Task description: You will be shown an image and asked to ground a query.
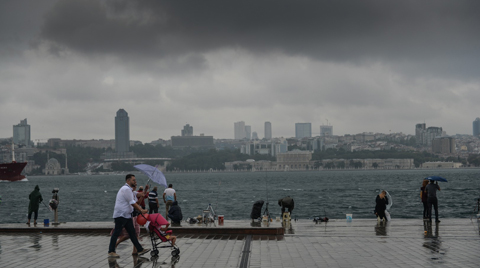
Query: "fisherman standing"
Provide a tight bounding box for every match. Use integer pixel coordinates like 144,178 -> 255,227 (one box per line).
163,184 -> 177,218
27,185 -> 43,225
278,196 -> 294,215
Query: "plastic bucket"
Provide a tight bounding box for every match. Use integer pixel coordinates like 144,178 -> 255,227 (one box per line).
44,219 -> 49,226
218,215 -> 224,224
346,214 -> 353,222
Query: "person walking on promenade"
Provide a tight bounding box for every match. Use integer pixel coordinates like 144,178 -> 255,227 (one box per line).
420,180 -> 429,219
148,187 -> 159,214
163,184 -> 176,218
375,190 -> 389,222
108,174 -> 150,258
278,196 -> 294,215
27,185 -> 43,225
114,184 -> 148,255
426,180 -> 441,223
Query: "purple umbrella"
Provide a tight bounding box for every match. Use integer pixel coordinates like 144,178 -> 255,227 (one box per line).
134,164 -> 168,188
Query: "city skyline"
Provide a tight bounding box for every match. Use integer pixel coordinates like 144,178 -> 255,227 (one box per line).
1,1 -> 480,142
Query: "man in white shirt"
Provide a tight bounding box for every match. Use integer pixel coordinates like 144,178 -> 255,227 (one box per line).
163,184 -> 177,218
108,174 -> 150,258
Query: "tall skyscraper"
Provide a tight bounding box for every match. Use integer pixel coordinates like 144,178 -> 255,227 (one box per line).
252,131 -> 258,140
415,123 -> 426,145
115,109 -> 130,153
181,124 -> 193,136
245,125 -> 251,140
264,121 -> 272,140
13,118 -> 31,147
320,125 -> 333,136
473,118 -> 480,137
234,121 -> 246,140
295,123 -> 312,139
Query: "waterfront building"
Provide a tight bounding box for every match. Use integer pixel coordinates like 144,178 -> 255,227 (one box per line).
295,123 -> 312,139
13,119 -> 31,147
245,125 -> 251,140
234,121 -> 246,140
181,124 -> 193,136
276,150 -> 313,170
43,158 -> 63,175
264,121 -> 272,140
473,118 -> 480,137
320,125 -> 333,136
115,109 -> 130,153
421,161 -> 462,169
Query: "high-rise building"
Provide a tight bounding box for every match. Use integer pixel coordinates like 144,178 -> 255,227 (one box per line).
13,119 -> 31,147
115,109 -> 130,153
181,124 -> 193,136
252,132 -> 258,140
415,123 -> 426,145
234,121 -> 246,140
432,137 -> 456,154
320,125 -> 333,136
473,118 -> 480,137
264,121 -> 272,140
295,123 -> 312,139
245,125 -> 251,140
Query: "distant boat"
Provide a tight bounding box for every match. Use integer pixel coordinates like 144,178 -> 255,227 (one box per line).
0,142 -> 27,182
0,162 -> 27,182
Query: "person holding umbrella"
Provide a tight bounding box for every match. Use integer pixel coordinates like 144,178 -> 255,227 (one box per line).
426,180 -> 441,223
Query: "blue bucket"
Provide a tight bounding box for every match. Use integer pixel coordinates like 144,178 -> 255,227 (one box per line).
44,219 -> 49,225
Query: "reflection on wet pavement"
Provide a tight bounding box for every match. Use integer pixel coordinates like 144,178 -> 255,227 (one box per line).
375,221 -> 388,236
0,219 -> 479,267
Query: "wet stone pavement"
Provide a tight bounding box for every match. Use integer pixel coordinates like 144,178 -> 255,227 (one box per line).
0,218 -> 479,268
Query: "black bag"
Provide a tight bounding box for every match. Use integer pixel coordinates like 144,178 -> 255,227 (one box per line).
250,200 -> 264,219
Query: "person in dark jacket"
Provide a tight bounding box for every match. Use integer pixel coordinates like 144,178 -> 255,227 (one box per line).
27,185 -> 43,225
168,201 -> 183,224
420,180 -> 429,219
375,190 -> 389,222
278,196 -> 294,215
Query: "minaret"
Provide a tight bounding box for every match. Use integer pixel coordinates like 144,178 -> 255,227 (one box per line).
11,141 -> 16,162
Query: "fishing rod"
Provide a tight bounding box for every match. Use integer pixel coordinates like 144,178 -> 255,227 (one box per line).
263,170 -> 270,220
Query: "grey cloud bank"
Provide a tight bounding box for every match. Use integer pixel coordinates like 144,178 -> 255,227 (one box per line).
1,0 -> 479,142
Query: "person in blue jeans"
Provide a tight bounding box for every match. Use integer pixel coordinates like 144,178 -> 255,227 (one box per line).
108,174 -> 150,258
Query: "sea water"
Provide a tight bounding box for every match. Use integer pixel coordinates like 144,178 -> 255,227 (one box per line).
0,169 -> 479,223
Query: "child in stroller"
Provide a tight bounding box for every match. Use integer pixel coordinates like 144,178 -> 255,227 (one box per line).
146,213 -> 180,257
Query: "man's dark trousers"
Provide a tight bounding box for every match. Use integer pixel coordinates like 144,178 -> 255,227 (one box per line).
108,217 -> 144,253
427,197 -> 439,222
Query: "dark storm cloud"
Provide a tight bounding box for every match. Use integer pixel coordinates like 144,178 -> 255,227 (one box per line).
39,0 -> 480,75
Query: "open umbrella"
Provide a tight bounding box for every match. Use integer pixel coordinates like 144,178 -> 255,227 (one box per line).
424,176 -> 448,182
134,164 -> 168,188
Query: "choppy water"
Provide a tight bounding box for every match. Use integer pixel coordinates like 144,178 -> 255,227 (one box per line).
1,169 -> 479,223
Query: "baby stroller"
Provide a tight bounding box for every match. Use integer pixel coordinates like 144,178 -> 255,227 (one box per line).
147,213 -> 180,257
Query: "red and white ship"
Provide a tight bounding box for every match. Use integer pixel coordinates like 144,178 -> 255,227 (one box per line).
0,142 -> 27,182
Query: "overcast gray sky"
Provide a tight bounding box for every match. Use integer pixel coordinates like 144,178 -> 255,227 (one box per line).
1,0 -> 479,143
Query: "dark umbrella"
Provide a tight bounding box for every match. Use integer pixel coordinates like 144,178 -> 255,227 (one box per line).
425,176 -> 448,182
